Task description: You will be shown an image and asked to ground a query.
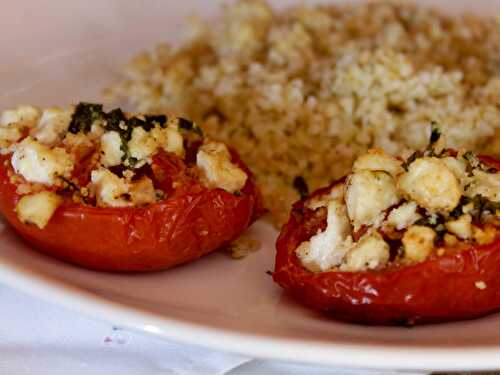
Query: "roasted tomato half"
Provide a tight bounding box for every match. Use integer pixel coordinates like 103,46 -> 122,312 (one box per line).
274,135 -> 500,325
0,103 -> 264,272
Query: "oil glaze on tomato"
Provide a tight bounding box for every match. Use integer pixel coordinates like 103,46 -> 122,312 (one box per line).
0,150 -> 263,272
273,157 -> 500,325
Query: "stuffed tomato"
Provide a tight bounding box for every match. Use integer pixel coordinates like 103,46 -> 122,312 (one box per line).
274,124 -> 500,325
0,103 -> 263,271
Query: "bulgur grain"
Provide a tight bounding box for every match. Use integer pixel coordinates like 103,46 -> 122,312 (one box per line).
107,0 -> 500,226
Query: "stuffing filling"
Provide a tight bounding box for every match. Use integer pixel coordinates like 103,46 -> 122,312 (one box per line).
296,124 -> 500,273
0,103 -> 247,229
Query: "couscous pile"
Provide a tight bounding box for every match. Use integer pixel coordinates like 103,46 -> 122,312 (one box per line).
107,0 -> 500,226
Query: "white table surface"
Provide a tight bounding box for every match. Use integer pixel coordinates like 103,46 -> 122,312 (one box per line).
0,284 -> 428,375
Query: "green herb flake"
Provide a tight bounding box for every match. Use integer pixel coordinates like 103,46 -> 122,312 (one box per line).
145,115 -> 167,128
402,150 -> 423,171
104,108 -> 126,132
449,196 -> 471,218
293,176 -> 309,199
463,151 -> 481,173
178,117 -> 204,137
68,102 -> 103,134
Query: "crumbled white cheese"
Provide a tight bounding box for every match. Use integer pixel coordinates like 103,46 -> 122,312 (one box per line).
91,169 -> 156,207
11,137 -> 74,185
472,224 -> 497,245
0,106 -> 42,150
62,132 -> 93,152
15,191 -> 62,229
441,156 -> 467,181
0,105 -> 41,128
445,214 -> 472,240
100,131 -> 124,167
341,231 -> 390,272
126,123 -> 185,165
398,157 -> 461,213
352,148 -> 403,177
345,170 -> 400,229
91,169 -> 131,207
0,127 -> 22,149
128,127 -> 158,163
402,225 -> 436,262
305,184 -> 344,210
475,281 -> 487,290
386,201 -> 421,230
466,170 -> 500,202
161,125 -> 184,156
196,141 -> 247,193
128,176 -> 156,206
296,199 -> 352,272
89,122 -> 105,140
32,108 -> 72,146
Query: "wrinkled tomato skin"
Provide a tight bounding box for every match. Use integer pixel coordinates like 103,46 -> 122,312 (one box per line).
273,156 -> 500,325
0,150 -> 264,272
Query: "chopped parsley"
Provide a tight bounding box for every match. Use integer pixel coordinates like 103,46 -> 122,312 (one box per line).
402,150 -> 423,171
450,195 -> 499,221
101,108 -> 167,166
68,103 -> 103,134
449,196 -> 471,218
178,117 -> 204,137
463,151 -> 484,175
67,102 -> 192,168
103,108 -> 127,133
293,176 -> 309,199
470,195 -> 500,221
429,121 -> 441,145
145,115 -> 167,128
402,122 -> 443,170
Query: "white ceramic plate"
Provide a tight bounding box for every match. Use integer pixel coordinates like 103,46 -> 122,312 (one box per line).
1,0 -> 500,372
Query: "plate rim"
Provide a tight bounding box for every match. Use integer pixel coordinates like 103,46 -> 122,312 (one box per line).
1,250 -> 500,372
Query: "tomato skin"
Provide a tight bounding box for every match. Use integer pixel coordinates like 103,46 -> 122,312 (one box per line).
273,157 -> 500,325
0,150 -> 264,272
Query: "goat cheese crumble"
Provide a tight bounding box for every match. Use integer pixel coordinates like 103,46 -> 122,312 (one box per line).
296,124 -> 499,273
1,103 -> 247,229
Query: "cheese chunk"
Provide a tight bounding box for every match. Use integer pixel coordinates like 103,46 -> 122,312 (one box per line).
0,106 -> 42,149
386,201 -> 421,230
91,169 -> 131,207
15,191 -> 62,229
345,170 -> 400,229
445,214 -> 472,240
164,127 -> 184,156
128,176 -> 156,206
466,170 -> 500,203
0,105 -> 41,128
441,156 -> 467,181
11,137 -> 73,185
91,169 -> 156,207
0,127 -> 22,149
398,157 -> 461,213
128,127 -> 158,163
341,231 -> 390,272
353,149 -> 403,177
296,200 -> 352,272
32,108 -> 72,146
305,184 -> 344,210
196,142 -> 247,193
402,225 -> 436,262
100,131 -> 124,167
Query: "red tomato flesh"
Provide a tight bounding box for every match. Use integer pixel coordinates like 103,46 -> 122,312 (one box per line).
273,157 -> 500,325
0,150 -> 264,272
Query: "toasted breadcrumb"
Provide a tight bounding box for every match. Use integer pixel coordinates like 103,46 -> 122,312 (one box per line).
223,234 -> 262,259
